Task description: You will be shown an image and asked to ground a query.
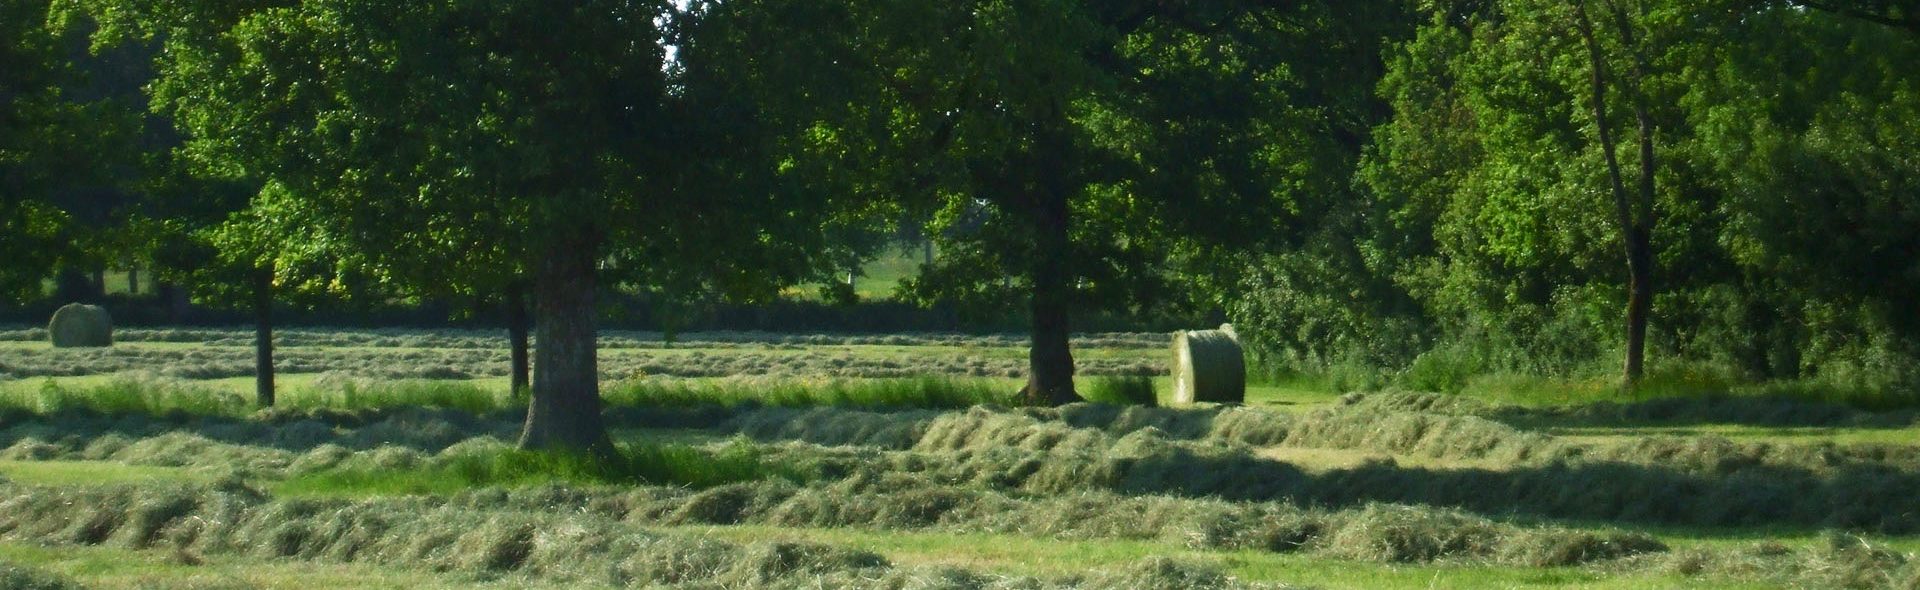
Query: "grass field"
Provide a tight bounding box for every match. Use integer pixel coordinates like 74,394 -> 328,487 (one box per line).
0,326 -> 1915,589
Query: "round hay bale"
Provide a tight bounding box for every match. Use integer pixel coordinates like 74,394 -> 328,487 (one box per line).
1217,323 -> 1238,342
1170,329 -> 1244,405
48,303 -> 112,348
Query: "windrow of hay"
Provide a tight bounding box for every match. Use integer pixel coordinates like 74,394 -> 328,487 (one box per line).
718,407 -> 1920,532
0,325 -> 1172,350
1351,389 -> 1920,429
0,343 -> 1163,381
0,560 -> 82,590
727,400 -> 1920,477
455,477 -> 1667,568
7,395 -> 1920,531
0,482 -> 1290,590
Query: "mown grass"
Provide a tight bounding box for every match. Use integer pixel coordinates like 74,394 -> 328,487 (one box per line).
274,438 -> 799,498
688,524 -> 1778,590
602,376 -> 1017,409
0,541 -> 531,590
0,460 -> 207,487
0,375 -> 1035,419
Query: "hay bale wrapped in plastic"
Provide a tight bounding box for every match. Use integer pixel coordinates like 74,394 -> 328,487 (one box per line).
1170,328 -> 1243,405
48,303 -> 112,348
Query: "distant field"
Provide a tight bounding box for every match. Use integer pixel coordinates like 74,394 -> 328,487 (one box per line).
0,326 -> 1915,589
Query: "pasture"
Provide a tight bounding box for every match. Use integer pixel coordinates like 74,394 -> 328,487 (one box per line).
0,327 -> 1915,589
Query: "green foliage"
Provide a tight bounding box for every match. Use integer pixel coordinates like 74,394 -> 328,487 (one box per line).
1228,1 -> 1920,401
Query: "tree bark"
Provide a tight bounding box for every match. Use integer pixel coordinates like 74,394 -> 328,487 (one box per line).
1576,1 -> 1657,389
91,268 -> 106,298
518,241 -> 613,455
254,266 -> 275,407
506,281 -> 531,395
160,281 -> 191,323
126,267 -> 138,295
1022,112 -> 1080,406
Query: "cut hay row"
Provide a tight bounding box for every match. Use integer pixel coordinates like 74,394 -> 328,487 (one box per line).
0,559 -> 80,590
0,482 -> 1290,590
4,480 -> 1914,588
0,429 -> 1671,568
727,402 -> 1920,475
1348,389 -> 1920,429
0,326 -> 1173,350
6,403 -> 1920,532
445,478 -> 1669,568
0,345 -> 1163,381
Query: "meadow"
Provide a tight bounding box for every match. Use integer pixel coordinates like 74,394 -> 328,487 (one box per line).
0,327 -> 1916,589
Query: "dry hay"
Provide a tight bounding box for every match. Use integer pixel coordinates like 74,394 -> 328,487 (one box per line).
0,482 -> 1293,590
1171,329 -> 1244,405
0,560 -> 81,590
47,304 -> 111,348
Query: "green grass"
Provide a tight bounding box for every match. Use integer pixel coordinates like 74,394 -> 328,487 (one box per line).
0,541 -> 522,590
0,460 -> 207,486
274,438 -> 798,497
1081,375 -> 1157,406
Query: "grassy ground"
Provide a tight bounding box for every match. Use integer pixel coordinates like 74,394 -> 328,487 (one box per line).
0,327 -> 1917,589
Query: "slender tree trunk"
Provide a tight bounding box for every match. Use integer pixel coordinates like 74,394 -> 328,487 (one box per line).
519,241 -> 613,455
126,267 -> 138,295
1576,1 -> 1657,389
922,239 -> 934,266
91,268 -> 106,299
254,266 -> 275,407
506,281 -> 531,395
55,269 -> 91,302
161,281 -> 191,323
1023,113 -> 1079,406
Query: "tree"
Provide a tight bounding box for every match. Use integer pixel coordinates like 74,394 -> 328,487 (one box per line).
1,0 -> 144,304
86,0 -> 883,453
1572,0 -> 1660,387
883,0 -> 1400,405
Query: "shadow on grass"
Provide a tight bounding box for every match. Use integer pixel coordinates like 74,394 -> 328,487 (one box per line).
1485,393 -> 1920,430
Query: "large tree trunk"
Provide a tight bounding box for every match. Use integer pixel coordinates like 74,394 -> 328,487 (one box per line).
518,242 -> 613,455
1022,114 -> 1079,406
254,266 -> 275,407
506,281 -> 531,395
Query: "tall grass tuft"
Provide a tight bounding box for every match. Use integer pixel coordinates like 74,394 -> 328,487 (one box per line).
1082,376 -> 1157,406
0,377 -> 248,417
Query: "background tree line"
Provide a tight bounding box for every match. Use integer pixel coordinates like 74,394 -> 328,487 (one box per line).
4,0 -> 1916,450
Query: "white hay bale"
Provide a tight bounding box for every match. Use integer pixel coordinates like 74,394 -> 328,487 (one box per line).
48,303 -> 113,348
1171,329 -> 1244,405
